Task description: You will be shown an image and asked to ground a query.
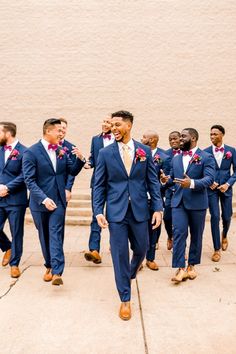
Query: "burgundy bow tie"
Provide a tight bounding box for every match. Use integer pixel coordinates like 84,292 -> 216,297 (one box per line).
48,144 -> 58,151
59,141 -> 63,146
215,147 -> 224,153
4,145 -> 12,151
173,149 -> 181,155
182,150 -> 193,157
103,133 -> 111,140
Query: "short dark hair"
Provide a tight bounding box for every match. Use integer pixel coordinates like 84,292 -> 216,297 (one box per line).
183,128 -> 199,141
111,110 -> 134,124
0,122 -> 17,137
59,117 -> 68,125
169,131 -> 180,137
43,118 -> 61,134
211,124 -> 225,135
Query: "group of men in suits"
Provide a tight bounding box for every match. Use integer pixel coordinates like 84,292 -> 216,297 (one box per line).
0,115 -> 235,322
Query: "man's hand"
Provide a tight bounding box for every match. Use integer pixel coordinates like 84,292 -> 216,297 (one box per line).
210,181 -> 219,190
83,162 -> 91,169
160,169 -> 170,184
96,214 -> 109,228
65,190 -> 72,203
0,184 -> 9,197
71,146 -> 85,161
152,211 -> 162,229
44,198 -> 57,211
174,174 -> 191,188
217,183 -> 230,193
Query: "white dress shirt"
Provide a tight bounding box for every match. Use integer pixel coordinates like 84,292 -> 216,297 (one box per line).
182,146 -> 198,189
212,144 -> 224,168
41,138 -> 57,172
103,133 -> 115,148
152,147 -> 157,157
118,139 -> 135,163
4,140 -> 19,163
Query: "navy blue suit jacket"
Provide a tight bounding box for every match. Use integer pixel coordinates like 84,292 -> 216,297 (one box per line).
23,141 -> 85,211
169,149 -> 215,210
153,148 -> 171,180
0,142 -> 28,207
61,139 -> 76,191
204,145 -> 236,197
89,134 -> 104,188
93,140 -> 163,222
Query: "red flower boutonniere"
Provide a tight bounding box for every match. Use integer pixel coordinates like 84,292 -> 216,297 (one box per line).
190,153 -> 202,165
223,151 -> 232,160
153,154 -> 162,164
9,149 -> 20,160
135,148 -> 146,163
57,147 -> 66,159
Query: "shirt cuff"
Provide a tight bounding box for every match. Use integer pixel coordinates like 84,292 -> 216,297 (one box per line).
42,198 -> 49,205
190,179 -> 195,189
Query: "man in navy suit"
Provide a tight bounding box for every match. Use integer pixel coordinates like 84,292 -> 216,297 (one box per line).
204,125 -> 236,262
23,118 -> 85,285
164,131 -> 181,250
93,111 -> 163,320
84,117 -> 114,264
161,128 -> 215,283
0,230 -> 11,267
141,131 -> 171,271
0,122 -> 27,278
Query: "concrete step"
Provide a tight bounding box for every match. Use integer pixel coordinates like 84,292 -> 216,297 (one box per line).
66,207 -> 92,217
68,199 -> 91,208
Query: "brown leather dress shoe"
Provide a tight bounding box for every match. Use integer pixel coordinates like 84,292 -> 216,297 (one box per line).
171,268 -> 188,283
167,239 -> 173,251
52,274 -> 63,286
84,250 -> 102,264
2,249 -> 11,266
187,265 -> 197,280
222,237 -> 228,251
119,302 -> 131,321
211,250 -> 221,262
43,268 -> 53,282
11,266 -> 21,278
146,260 -> 159,271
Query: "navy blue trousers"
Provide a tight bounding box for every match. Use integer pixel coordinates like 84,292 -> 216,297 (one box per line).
146,209 -> 161,261
31,203 -> 66,275
208,190 -> 232,251
0,206 -> 26,266
0,229 -> 11,252
172,203 -> 206,268
109,204 -> 149,302
163,189 -> 174,240
89,188 -> 101,251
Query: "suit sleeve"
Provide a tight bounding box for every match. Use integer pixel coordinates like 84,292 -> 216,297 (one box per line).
226,148 -> 236,186
88,138 -> 95,169
22,150 -> 48,205
194,154 -> 215,191
93,150 -> 107,216
146,153 -> 163,212
65,150 -> 76,191
66,156 -> 85,176
6,156 -> 26,192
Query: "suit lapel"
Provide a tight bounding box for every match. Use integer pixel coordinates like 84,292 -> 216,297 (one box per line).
186,148 -> 201,174
4,142 -> 21,169
129,141 -> 138,176
112,142 -> 128,177
38,141 -> 56,173
0,147 -> 5,171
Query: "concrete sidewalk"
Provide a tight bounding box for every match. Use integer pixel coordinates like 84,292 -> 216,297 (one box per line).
1,219 -> 236,354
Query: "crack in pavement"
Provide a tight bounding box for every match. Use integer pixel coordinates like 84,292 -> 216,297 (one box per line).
136,278 -> 149,354
0,265 -> 32,300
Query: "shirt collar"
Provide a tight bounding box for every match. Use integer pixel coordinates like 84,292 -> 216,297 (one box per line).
212,143 -> 224,151
6,139 -> 19,150
182,146 -> 198,156
118,139 -> 134,151
41,138 -> 51,150
152,147 -> 158,156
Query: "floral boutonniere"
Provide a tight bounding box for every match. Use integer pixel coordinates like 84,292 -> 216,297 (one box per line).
135,147 -> 147,163
223,151 -> 232,160
57,146 -> 66,159
153,154 -> 162,164
190,153 -> 202,165
9,149 -> 20,160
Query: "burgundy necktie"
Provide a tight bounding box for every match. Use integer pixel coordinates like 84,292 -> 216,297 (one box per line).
4,145 -> 12,151
173,149 -> 181,155
103,133 -> 111,140
215,147 -> 224,153
48,144 -> 58,151
182,150 -> 193,157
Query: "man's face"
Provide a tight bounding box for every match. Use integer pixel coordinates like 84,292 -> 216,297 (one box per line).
141,134 -> 151,146
0,125 -> 8,146
59,121 -> 67,140
111,117 -> 131,142
102,118 -> 112,134
210,128 -> 223,146
169,133 -> 180,149
47,124 -> 62,144
180,130 -> 192,151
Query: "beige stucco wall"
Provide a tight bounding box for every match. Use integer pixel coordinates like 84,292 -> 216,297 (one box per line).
1,0 -> 236,187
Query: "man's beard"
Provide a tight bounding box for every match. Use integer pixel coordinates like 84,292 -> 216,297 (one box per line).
0,138 -> 7,146
180,140 -> 191,151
